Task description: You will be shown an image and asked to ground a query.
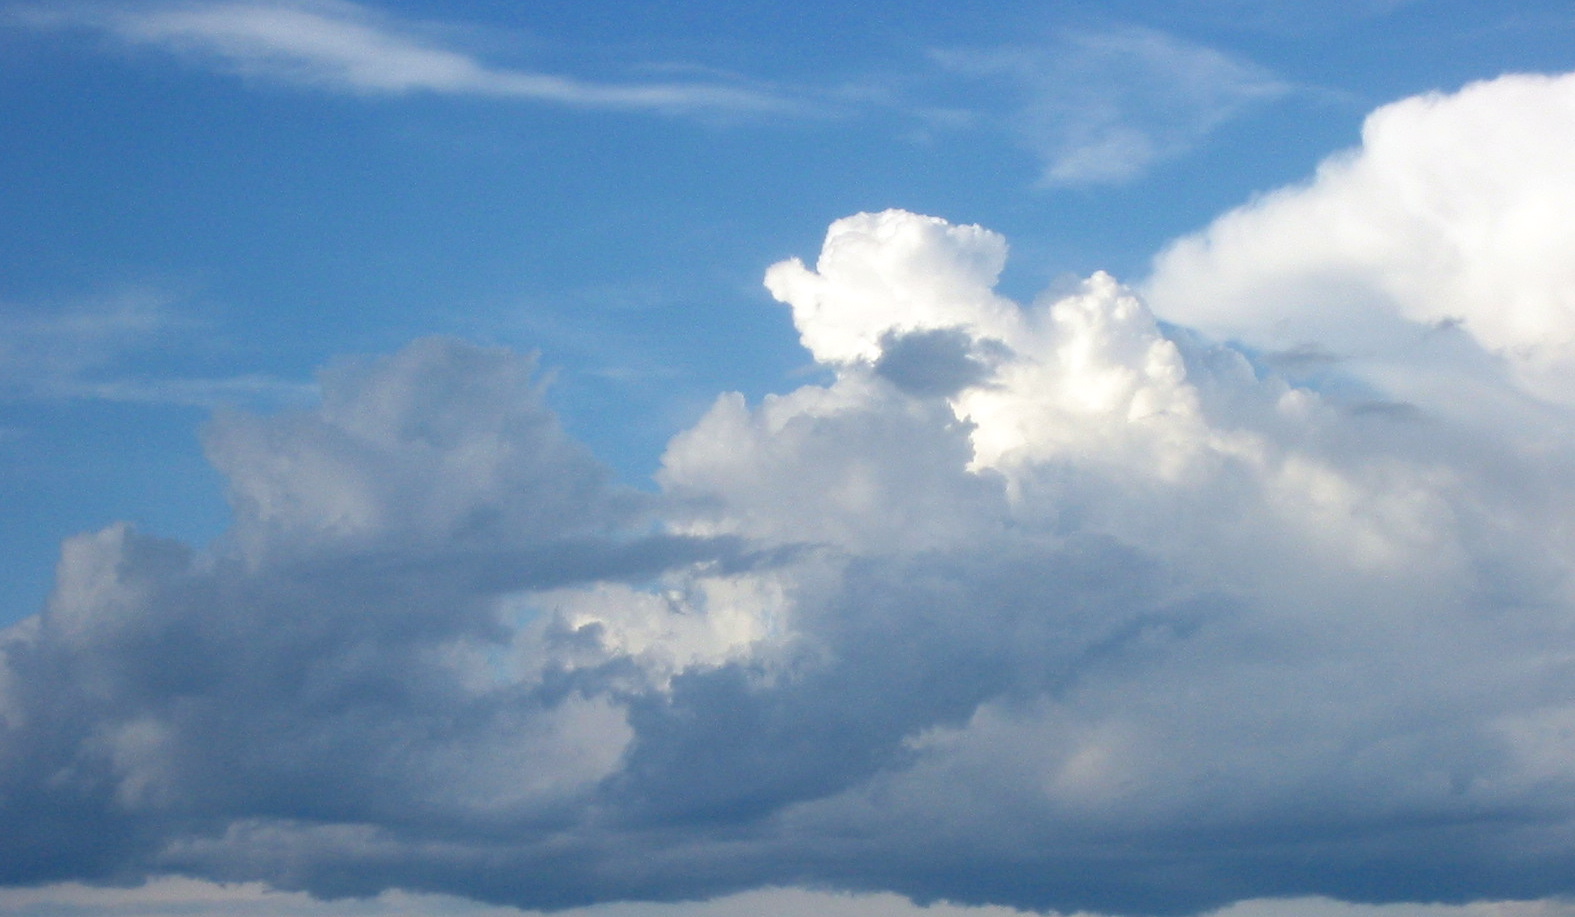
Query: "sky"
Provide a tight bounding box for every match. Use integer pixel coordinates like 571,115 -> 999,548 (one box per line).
6,1 -> 1575,915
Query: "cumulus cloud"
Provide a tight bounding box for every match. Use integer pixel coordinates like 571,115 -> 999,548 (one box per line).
10,73 -> 1575,917
22,0 -> 795,113
1146,71 -> 1575,405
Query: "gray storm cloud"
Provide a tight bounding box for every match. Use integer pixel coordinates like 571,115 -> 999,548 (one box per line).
7,72 -> 1575,916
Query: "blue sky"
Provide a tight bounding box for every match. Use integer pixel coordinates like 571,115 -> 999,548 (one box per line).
7,2 -> 1575,916
7,0 -> 1572,625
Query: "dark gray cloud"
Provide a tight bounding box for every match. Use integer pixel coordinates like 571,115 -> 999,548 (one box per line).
873,328 -> 999,398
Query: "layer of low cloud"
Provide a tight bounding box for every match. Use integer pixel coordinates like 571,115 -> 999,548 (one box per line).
22,0 -> 796,113
0,880 -> 1048,917
6,882 -> 1570,917
7,71 -> 1575,917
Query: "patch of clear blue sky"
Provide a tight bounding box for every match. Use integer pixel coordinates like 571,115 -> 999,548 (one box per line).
1,0 -> 1573,625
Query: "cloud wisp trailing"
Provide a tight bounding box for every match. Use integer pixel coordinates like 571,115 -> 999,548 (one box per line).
17,2 -> 1293,183
9,71 -> 1575,917
0,291 -> 312,408
934,27 -> 1289,185
22,0 -> 799,114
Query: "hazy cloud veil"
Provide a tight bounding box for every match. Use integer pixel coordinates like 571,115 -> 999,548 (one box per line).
8,72 -> 1575,914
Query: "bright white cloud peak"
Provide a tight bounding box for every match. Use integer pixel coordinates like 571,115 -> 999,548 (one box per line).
1147,71 -> 1575,403
36,0 -> 793,112
8,71 -> 1575,917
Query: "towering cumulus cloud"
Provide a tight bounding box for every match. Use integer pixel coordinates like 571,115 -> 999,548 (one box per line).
1147,71 -> 1575,405
7,72 -> 1575,916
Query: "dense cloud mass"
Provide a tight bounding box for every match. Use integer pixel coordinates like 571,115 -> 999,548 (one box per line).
8,72 -> 1575,915
1147,71 -> 1575,404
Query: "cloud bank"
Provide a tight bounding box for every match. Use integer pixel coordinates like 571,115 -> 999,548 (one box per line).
7,71 -> 1575,916
8,883 -> 1568,917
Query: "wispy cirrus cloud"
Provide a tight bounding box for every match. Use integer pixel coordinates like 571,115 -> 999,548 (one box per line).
21,0 -> 800,114
934,27 -> 1290,185
14,3 -> 1294,182
0,291 -> 312,408
1180,0 -> 1421,34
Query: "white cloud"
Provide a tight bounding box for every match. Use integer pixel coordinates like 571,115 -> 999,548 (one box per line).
1145,71 -> 1575,405
202,337 -> 630,561
17,5 -> 1289,180
755,211 -> 1216,491
28,0 -> 796,113
935,29 -> 1289,185
11,73 -> 1575,917
1175,0 -> 1420,34
0,291 -> 311,407
9,205 -> 1575,912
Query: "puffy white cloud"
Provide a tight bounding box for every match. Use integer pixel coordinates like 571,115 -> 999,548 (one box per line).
9,74 -> 1575,917
1146,71 -> 1575,404
677,217 -> 1575,917
762,211 -> 1209,479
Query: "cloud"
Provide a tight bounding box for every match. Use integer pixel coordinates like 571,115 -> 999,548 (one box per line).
0,880 -> 1058,916
6,884 -> 1575,917
934,29 -> 1289,185
1145,71 -> 1575,405
11,75 -> 1575,917
15,5 -> 1285,182
24,0 -> 797,114
0,291 -> 311,407
873,328 -> 1001,398
1173,0 -> 1420,34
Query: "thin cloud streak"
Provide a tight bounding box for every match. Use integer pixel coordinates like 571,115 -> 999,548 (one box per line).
934,28 -> 1290,185
13,4 -> 1302,183
0,292 -> 312,408
25,0 -> 802,114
